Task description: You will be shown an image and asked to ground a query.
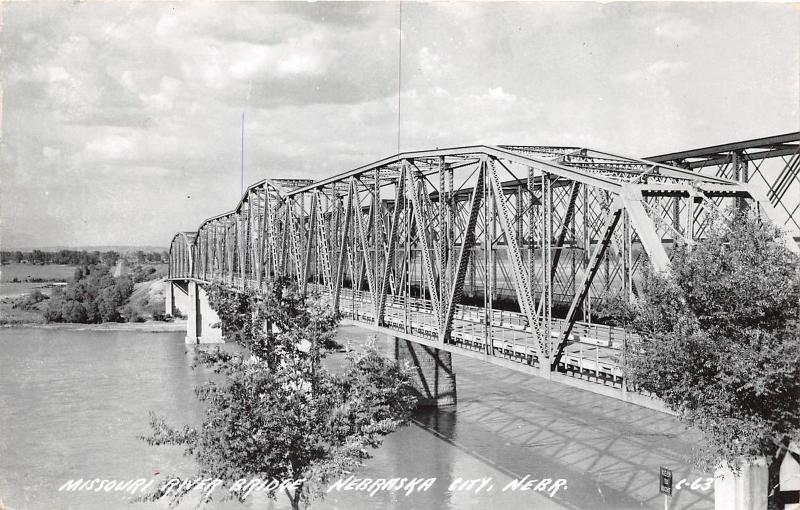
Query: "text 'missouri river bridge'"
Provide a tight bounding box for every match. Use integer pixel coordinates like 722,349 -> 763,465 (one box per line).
167,132 -> 799,409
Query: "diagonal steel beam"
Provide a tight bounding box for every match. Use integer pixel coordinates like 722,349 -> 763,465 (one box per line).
554,198 -> 624,368
301,192 -> 318,295
353,182 -> 378,318
314,190 -> 334,291
333,180 -> 355,312
287,198 -> 304,286
442,161 -> 485,343
377,166 -> 406,324
619,185 -> 670,272
407,161 -> 442,335
550,181 -> 581,280
487,157 -> 547,365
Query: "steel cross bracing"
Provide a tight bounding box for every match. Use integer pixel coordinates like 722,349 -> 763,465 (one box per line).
169,138 -> 798,385
647,132 -> 800,240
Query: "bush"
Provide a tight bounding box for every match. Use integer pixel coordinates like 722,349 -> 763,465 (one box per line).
12,289 -> 48,311
625,211 -> 800,471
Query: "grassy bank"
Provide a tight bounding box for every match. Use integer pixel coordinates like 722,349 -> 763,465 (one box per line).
1,319 -> 188,333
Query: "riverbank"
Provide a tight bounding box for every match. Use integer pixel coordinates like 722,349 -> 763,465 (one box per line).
0,319 -> 188,333
0,277 -> 169,328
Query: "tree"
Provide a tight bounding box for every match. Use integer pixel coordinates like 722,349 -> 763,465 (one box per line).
101,250 -> 120,267
143,280 -> 417,509
61,300 -> 88,323
43,264 -> 134,324
625,210 -> 800,471
206,277 -> 340,368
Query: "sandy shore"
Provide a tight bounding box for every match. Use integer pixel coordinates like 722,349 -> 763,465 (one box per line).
1,319 -> 188,333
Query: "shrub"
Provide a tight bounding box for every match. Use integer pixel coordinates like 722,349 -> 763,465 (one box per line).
626,211 -> 800,471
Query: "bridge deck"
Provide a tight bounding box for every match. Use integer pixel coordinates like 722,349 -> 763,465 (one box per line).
331,286 -> 629,387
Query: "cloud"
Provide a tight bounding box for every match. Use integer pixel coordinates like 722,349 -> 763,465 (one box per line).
647,61 -> 688,75
655,18 -> 700,41
84,135 -> 135,160
612,60 -> 689,84
1,2 -> 797,248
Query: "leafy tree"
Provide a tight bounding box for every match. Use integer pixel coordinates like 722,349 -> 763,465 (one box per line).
43,265 -> 134,324
625,210 -> 800,470
206,277 -> 339,368
61,300 -> 88,323
143,281 -> 417,510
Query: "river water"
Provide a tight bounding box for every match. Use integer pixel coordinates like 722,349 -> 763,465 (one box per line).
0,326 -> 711,510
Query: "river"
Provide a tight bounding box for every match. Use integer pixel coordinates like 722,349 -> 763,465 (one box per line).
0,326 -> 712,510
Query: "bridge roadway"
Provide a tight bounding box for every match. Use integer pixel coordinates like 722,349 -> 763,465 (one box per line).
324,324 -> 713,510
329,285 -> 629,384
202,277 -> 654,407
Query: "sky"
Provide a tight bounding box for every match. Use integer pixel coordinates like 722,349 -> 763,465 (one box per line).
1,1 -> 798,249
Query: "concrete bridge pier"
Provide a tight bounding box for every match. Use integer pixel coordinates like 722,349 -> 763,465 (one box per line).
165,280 -> 223,344
165,280 -> 189,318
393,338 -> 457,407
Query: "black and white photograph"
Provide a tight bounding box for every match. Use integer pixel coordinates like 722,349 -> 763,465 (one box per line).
1,2 -> 799,510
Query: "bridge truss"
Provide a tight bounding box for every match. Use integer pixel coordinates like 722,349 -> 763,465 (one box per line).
169,133 -> 799,382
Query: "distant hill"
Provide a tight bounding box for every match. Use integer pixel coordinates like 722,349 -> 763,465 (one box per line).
9,246 -> 168,253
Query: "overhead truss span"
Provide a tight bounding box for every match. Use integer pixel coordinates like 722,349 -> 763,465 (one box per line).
168,135 -> 798,383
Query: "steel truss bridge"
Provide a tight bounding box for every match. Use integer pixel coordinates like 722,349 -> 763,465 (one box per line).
168,132 -> 800,390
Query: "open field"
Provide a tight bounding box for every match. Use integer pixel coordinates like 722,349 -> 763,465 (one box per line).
0,282 -> 62,298
0,263 -> 76,283
0,303 -> 47,324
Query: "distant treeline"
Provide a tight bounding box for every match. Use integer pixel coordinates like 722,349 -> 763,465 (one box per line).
1,249 -> 167,266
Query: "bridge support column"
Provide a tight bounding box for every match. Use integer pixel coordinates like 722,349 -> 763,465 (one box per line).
165,281 -> 174,316
185,281 -> 223,344
714,457 -> 768,510
393,338 -> 456,407
166,280 -> 190,318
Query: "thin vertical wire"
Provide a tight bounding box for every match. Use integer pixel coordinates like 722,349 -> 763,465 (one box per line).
396,1 -> 402,154
240,112 -> 245,197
